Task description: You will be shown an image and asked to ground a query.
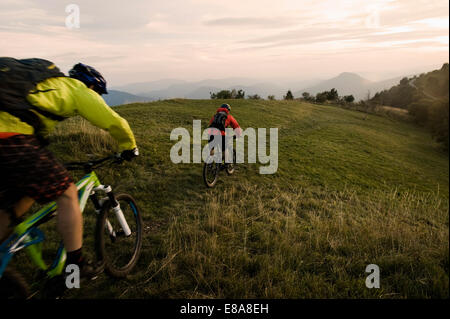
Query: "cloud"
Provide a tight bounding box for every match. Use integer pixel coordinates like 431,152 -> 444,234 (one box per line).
235,3 -> 449,53
204,16 -> 299,29
0,0 -> 447,85
411,17 -> 450,29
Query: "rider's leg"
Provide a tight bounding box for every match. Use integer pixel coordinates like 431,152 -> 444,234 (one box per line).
56,183 -> 101,277
55,183 -> 82,253
0,186 -> 84,262
15,197 -> 35,215
0,185 -> 83,252
57,183 -> 101,277
0,211 -> 8,242
0,197 -> 35,242
0,210 -> 11,243
208,135 -> 222,161
208,135 -> 215,156
222,135 -> 228,162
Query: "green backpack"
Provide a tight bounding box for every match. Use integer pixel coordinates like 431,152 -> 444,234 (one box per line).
0,57 -> 67,139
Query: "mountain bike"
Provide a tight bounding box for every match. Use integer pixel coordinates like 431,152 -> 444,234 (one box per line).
0,154 -> 143,299
203,136 -> 237,188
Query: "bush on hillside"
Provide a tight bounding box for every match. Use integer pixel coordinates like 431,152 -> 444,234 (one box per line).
247,94 -> 262,100
284,90 -> 294,100
210,88 -> 246,99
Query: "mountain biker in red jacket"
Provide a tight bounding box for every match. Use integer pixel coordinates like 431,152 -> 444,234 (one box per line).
207,103 -> 242,157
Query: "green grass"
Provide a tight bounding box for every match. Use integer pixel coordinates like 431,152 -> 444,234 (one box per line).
13,99 -> 449,298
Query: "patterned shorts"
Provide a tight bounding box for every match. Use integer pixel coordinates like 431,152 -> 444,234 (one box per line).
0,134 -> 73,209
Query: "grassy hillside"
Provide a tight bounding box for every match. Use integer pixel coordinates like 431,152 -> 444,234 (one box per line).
15,99 -> 449,298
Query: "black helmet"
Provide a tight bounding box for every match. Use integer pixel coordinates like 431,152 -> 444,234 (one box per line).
69,63 -> 108,95
221,103 -> 231,111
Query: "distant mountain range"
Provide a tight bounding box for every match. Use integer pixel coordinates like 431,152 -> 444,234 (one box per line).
103,90 -> 153,106
112,78 -> 317,100
113,79 -> 188,95
294,72 -> 405,101
110,73 -> 411,102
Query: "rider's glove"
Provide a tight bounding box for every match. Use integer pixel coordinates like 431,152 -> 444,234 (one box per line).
120,147 -> 139,161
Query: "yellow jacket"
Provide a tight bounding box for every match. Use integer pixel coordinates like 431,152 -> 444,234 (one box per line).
0,77 -> 136,151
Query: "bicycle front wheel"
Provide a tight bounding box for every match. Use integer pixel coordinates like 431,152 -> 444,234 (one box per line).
95,193 -> 143,278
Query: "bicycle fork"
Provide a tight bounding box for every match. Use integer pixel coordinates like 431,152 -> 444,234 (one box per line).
90,185 -> 132,237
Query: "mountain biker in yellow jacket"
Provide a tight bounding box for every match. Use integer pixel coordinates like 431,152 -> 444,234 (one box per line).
0,62 -> 138,278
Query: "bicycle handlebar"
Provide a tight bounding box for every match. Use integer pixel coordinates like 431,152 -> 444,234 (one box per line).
64,154 -> 123,172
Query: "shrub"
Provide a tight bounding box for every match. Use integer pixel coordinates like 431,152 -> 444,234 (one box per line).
247,94 -> 262,100
284,90 -> 294,100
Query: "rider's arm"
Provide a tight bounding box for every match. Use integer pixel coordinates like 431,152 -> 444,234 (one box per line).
227,115 -> 242,137
26,77 -> 137,151
73,87 -> 137,151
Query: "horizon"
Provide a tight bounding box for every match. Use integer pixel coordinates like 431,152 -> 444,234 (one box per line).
1,0 -> 448,87
111,64 -> 448,90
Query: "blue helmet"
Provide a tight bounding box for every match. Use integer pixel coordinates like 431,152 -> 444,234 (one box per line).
221,103 -> 231,111
69,63 -> 108,95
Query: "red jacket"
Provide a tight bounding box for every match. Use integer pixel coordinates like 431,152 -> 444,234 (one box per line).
208,107 -> 241,136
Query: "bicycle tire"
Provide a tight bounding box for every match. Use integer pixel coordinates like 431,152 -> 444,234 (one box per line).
203,162 -> 219,188
226,149 -> 237,175
0,268 -> 30,299
95,193 -> 143,278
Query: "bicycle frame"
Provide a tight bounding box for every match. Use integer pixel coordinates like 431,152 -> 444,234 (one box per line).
0,169 -> 129,280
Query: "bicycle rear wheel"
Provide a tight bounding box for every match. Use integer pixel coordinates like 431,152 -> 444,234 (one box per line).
95,193 -> 143,278
0,268 -> 30,299
226,149 -> 237,175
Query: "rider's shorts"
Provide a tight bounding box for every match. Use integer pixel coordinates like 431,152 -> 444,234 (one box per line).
0,134 -> 73,209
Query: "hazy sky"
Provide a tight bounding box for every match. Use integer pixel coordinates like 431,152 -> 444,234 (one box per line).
0,0 -> 448,86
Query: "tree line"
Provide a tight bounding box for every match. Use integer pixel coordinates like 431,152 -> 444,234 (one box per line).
210,89 -> 266,100
370,63 -> 449,149
210,88 -> 355,104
